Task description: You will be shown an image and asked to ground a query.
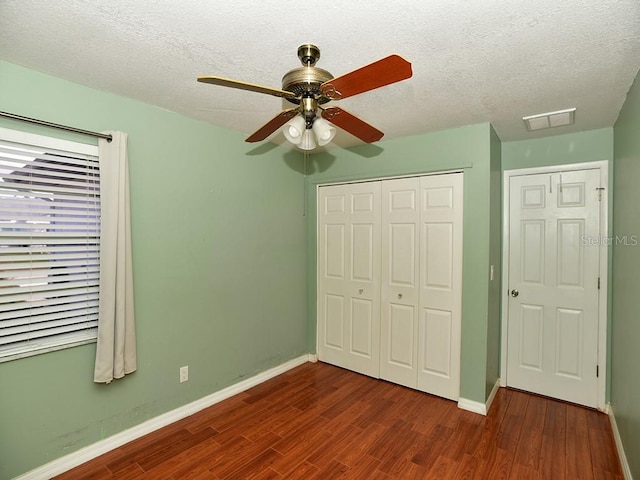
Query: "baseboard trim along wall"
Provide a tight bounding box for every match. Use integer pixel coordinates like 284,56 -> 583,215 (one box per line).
608,404 -> 633,480
485,378 -> 501,413
458,378 -> 501,416
15,354 -> 312,480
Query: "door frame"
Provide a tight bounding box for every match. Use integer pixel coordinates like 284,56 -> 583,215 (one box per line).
500,160 -> 609,411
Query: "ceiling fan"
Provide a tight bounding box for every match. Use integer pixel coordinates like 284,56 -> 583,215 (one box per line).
197,44 -> 412,150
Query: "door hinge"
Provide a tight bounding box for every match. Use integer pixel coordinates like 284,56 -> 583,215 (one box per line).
597,365 -> 599,378
598,277 -> 601,290
596,187 -> 605,201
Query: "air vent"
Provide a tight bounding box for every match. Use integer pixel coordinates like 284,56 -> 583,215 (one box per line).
523,108 -> 576,131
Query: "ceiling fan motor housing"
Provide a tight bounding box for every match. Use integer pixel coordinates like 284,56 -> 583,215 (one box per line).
282,44 -> 334,105
282,67 -> 333,104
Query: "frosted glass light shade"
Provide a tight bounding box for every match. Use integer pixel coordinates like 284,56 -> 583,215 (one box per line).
299,129 -> 316,151
283,115 -> 306,145
312,118 -> 336,146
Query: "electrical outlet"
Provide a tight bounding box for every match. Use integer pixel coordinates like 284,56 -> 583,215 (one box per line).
179,366 -> 189,383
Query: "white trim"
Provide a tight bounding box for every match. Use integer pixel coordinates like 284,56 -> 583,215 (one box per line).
608,404 -> 633,480
458,379 -> 500,416
0,126 -> 98,155
457,397 -> 487,415
315,168 -> 466,188
14,354 -> 311,480
0,338 -> 96,364
485,378 -> 501,413
500,160 -> 609,410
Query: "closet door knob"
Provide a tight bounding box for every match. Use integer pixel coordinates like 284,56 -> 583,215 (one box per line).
398,293 -> 403,299
358,288 -> 364,294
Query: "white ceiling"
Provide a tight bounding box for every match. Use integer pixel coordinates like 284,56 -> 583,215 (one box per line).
1,0 -> 639,149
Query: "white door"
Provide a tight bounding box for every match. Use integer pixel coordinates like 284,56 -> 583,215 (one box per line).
380,177 -> 420,388
379,174 -> 463,400
317,182 -> 381,377
417,173 -> 463,400
507,169 -> 601,407
317,172 -> 463,400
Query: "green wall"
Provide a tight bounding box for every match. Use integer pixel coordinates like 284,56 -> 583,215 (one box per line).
612,69 -> 640,478
0,61 -> 309,479
485,125 -> 502,398
502,128 -> 613,171
306,123 -> 496,404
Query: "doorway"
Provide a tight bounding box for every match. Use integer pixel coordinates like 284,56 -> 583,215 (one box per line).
501,161 -> 608,410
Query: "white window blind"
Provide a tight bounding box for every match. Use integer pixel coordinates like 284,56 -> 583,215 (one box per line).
0,128 -> 100,362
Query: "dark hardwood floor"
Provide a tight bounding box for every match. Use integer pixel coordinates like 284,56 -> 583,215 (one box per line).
54,362 -> 623,479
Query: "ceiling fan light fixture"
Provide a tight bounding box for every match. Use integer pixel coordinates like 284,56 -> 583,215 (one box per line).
299,128 -> 316,151
200,45 -> 413,149
283,115 -> 306,145
312,117 -> 336,146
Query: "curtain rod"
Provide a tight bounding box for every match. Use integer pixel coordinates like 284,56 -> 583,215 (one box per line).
0,111 -> 112,142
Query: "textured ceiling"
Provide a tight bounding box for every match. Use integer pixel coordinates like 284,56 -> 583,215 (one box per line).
1,0 -> 639,150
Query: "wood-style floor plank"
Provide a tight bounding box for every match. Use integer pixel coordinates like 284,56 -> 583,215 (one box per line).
53,362 -> 623,480
513,393 -> 547,470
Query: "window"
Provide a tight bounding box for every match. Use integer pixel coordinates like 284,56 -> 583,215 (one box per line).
0,127 -> 100,361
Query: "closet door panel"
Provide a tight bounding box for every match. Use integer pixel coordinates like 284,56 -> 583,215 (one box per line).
318,186 -> 349,369
318,182 -> 381,377
380,178 -> 420,388
417,173 -> 463,400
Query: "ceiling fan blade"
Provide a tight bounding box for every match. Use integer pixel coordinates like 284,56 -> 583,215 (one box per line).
321,107 -> 383,143
246,109 -> 299,143
197,76 -> 298,100
320,55 -> 412,100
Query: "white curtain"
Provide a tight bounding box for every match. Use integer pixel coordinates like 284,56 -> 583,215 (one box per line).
94,131 -> 137,383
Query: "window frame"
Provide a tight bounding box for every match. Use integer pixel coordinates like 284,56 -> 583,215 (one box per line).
0,127 -> 101,362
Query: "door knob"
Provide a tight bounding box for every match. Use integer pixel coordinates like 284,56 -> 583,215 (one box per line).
398,293 -> 403,299
358,288 -> 364,294
511,289 -> 519,297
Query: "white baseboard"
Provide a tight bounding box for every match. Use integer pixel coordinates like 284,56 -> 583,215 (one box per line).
485,378 -> 501,413
457,397 -> 486,415
458,378 -> 501,416
308,353 -> 318,363
608,404 -> 633,480
15,354 -> 312,480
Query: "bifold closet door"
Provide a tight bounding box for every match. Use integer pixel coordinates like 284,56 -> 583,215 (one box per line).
379,177 -> 421,388
317,181 -> 381,378
416,173 -> 463,400
380,173 -> 463,400
317,173 -> 463,401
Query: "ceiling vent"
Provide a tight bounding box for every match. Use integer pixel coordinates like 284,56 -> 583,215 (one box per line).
523,108 -> 576,131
